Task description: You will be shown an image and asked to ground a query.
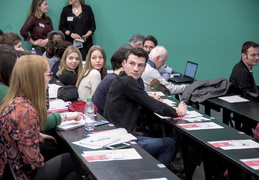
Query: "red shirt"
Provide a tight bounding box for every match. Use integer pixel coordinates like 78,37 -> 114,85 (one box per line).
20,15 -> 53,41
0,96 -> 44,179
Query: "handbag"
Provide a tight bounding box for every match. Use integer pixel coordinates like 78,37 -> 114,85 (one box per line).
57,85 -> 79,101
68,101 -> 98,114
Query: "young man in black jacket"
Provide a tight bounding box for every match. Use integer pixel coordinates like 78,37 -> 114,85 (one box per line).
104,47 -> 187,168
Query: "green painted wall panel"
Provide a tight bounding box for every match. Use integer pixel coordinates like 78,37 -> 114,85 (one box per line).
1,0 -> 259,83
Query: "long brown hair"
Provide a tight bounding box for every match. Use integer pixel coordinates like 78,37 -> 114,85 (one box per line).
0,55 -> 48,130
29,0 -> 46,19
56,45 -> 83,77
76,45 -> 107,87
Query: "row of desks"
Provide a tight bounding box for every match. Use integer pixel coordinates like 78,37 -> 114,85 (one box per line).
138,84 -> 259,179
202,95 -> 259,136
56,114 -> 180,180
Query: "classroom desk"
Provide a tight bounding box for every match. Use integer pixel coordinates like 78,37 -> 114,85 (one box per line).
202,96 -> 259,136
56,114 -> 180,180
158,96 -> 259,180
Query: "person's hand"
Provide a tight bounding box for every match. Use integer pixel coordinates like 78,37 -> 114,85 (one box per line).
176,101 -> 187,116
32,39 -> 42,46
39,133 -> 57,145
39,38 -> 48,47
71,33 -> 82,40
82,35 -> 89,42
65,112 -> 85,121
149,92 -> 160,100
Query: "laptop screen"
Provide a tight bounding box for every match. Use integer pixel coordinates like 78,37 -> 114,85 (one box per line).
184,61 -> 198,78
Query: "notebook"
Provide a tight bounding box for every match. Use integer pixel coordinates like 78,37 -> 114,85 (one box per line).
169,61 -> 198,83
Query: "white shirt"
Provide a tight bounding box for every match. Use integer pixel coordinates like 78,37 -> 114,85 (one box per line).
142,63 -> 187,95
78,69 -> 101,101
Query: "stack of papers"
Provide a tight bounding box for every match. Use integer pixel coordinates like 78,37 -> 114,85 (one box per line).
56,118 -> 105,131
73,128 -> 137,149
208,139 -> 259,150
48,84 -> 62,98
47,99 -> 70,113
174,111 -> 211,122
240,158 -> 259,170
178,122 -> 224,130
218,95 -> 249,103
82,148 -> 142,162
56,119 -> 85,131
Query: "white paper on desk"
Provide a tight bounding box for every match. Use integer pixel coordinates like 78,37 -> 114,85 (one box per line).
160,99 -> 176,107
139,178 -> 168,180
82,148 -> 142,162
208,139 -> 259,150
48,99 -> 70,110
218,95 -> 249,103
174,111 -> 211,122
56,119 -> 85,131
240,158 -> 259,170
179,122 -> 224,130
73,128 -> 137,149
48,84 -> 61,98
147,91 -> 165,96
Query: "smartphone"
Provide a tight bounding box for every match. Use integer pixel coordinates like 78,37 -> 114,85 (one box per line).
94,120 -> 109,127
106,143 -> 131,150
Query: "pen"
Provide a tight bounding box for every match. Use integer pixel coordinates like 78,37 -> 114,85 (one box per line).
90,137 -> 110,142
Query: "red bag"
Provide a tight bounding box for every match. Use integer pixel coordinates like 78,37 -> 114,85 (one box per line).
68,102 -> 98,114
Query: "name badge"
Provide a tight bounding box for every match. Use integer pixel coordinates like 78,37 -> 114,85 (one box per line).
39,23 -> 45,28
67,16 -> 73,22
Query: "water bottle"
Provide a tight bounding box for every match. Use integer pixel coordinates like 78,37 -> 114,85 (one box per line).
31,47 -> 36,55
84,97 -> 95,131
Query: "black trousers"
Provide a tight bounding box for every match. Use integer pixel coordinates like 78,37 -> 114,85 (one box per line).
31,153 -> 80,180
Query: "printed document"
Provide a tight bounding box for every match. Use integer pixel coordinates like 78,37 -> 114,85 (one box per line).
82,148 -> 142,162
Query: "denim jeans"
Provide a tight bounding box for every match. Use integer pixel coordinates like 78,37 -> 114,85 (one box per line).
136,136 -> 175,168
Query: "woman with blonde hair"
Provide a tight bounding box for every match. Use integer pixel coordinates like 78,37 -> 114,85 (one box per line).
20,0 -> 53,55
0,55 -> 80,179
56,45 -> 83,85
76,45 -> 107,101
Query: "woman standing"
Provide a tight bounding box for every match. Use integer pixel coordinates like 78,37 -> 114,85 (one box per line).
76,45 -> 107,101
0,55 -> 80,179
56,45 -> 83,86
59,0 -> 96,60
20,0 -> 53,55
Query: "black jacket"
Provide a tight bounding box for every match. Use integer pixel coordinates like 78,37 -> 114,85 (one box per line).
104,71 -> 178,133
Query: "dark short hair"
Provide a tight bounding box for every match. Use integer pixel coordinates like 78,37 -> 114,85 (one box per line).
0,44 -> 18,86
111,48 -> 128,71
143,35 -> 158,46
125,47 -> 149,63
241,41 -> 259,54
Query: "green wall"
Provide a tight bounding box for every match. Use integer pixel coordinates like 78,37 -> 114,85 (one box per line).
1,0 -> 259,84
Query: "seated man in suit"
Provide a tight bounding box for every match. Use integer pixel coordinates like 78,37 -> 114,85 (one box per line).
104,47 -> 187,169
142,46 -> 187,95
230,41 -> 259,102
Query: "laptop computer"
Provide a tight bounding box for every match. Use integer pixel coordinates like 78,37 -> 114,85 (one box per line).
169,61 -> 198,83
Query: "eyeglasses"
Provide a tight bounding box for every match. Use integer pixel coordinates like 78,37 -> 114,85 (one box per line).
45,72 -> 53,78
144,46 -> 154,50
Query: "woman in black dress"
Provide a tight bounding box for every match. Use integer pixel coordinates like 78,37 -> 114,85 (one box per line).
59,0 -> 96,60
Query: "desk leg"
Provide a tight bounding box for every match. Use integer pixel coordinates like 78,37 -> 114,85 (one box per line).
180,135 -> 202,180
204,105 -> 211,116
223,109 -> 232,126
